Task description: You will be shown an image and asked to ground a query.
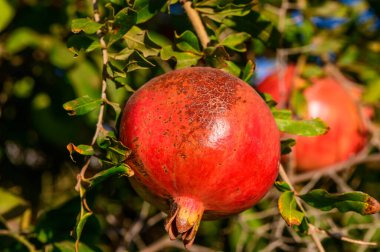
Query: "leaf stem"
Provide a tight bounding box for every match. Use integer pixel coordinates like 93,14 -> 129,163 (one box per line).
181,0 -> 210,49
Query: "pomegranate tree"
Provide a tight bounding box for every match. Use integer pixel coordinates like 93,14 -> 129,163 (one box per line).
257,66 -> 368,171
120,67 -> 280,247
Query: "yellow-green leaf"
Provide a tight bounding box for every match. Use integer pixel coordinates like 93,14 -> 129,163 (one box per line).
278,191 -> 305,227
71,18 -> 104,34
300,189 -> 380,215
63,96 -> 102,116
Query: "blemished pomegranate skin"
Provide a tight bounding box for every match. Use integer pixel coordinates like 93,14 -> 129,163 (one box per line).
120,67 -> 280,247
257,67 -> 368,171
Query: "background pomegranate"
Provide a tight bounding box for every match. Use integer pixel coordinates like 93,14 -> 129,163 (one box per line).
257,66 -> 368,171
120,67 -> 280,247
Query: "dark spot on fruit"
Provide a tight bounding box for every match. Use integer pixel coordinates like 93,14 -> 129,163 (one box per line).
162,165 -> 168,174
179,153 -> 187,159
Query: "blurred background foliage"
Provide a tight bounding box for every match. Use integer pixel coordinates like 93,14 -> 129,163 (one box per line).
0,0 -> 379,251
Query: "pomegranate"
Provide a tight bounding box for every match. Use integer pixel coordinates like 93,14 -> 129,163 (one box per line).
120,67 -> 280,247
257,65 -> 296,104
257,66 -> 368,171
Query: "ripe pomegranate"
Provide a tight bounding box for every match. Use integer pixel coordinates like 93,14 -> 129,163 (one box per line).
257,65 -> 296,105
257,66 -> 368,171
120,67 -> 280,247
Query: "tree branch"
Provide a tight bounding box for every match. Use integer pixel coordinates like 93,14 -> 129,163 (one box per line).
74,1 -> 109,250
181,0 -> 210,49
75,0 -> 109,189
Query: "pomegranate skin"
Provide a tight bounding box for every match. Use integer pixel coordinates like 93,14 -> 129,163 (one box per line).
257,65 -> 296,105
120,67 -> 280,247
257,69 -> 367,171
294,78 -> 367,171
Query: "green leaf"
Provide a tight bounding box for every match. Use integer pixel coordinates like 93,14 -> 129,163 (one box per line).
68,62 -> 100,99
71,18 -> 104,34
272,108 -> 292,119
220,32 -> 251,52
134,0 -> 166,24
67,34 -> 101,54
75,212 -> 93,242
0,188 -> 28,218
223,12 -> 280,47
113,77 -> 135,92
241,60 -> 255,83
275,117 -> 328,136
222,60 -> 241,77
147,31 -> 172,47
175,30 -> 201,54
204,46 -> 230,68
300,64 -> 325,79
66,143 -> 94,162
46,241 -> 100,252
161,45 -> 202,69
272,108 -> 329,136
63,96 -> 102,116
290,89 -> 308,118
278,191 -> 305,227
363,78 -> 380,104
105,100 -> 121,122
0,0 -> 14,32
123,26 -> 160,57
196,3 -> 251,23
109,48 -> 134,61
300,189 -> 380,215
260,92 -> 277,108
35,197 -> 81,243
275,181 -> 292,192
96,128 -> 116,149
105,138 -> 131,164
88,163 -> 134,188
125,51 -> 156,72
5,28 -> 40,54
111,8 -> 137,43
281,138 -> 296,155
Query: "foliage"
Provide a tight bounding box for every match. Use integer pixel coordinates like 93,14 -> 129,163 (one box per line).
0,0 -> 380,251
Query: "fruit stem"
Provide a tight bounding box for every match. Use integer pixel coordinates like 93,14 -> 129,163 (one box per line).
165,196 -> 204,249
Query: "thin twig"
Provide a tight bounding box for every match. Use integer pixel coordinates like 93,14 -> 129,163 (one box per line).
125,202 -> 150,245
324,229 -> 378,247
279,164 -> 326,252
341,236 -> 378,247
181,0 -> 210,49
75,0 -> 109,189
292,152 -> 380,183
74,1 -> 109,250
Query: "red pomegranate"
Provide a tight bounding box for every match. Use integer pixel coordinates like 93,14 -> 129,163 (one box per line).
257,65 -> 296,105
120,67 -> 280,247
257,66 -> 368,171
